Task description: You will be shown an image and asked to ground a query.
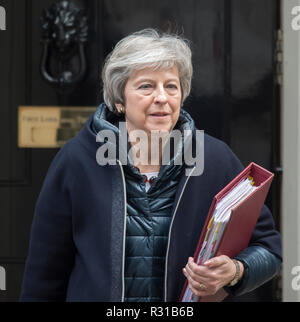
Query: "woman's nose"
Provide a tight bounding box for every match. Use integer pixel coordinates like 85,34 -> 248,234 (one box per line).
153,87 -> 167,104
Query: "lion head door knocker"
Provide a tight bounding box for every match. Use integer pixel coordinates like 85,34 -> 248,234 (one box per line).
40,0 -> 88,94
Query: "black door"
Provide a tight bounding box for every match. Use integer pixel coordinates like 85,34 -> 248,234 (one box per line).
0,0 -> 280,301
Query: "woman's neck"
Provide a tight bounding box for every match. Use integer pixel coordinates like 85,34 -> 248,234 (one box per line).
136,164 -> 160,174
128,130 -> 167,174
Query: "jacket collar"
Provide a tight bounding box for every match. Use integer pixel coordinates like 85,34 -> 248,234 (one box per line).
90,103 -> 196,185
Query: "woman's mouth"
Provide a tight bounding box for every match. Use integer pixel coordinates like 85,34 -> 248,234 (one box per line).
149,112 -> 170,118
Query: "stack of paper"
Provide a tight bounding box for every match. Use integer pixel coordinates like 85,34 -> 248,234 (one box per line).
182,176 -> 257,302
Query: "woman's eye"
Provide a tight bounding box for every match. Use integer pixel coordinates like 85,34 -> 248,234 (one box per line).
166,84 -> 178,90
139,84 -> 152,89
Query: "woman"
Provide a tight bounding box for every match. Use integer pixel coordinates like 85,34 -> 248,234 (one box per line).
20,29 -> 282,302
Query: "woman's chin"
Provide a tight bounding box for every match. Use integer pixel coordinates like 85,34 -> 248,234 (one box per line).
147,127 -> 172,135
145,122 -> 174,134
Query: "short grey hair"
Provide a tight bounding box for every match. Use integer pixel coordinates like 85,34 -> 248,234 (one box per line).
102,28 -> 193,113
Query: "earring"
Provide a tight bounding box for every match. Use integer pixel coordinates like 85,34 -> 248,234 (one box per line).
119,106 -> 125,114
115,103 -> 125,114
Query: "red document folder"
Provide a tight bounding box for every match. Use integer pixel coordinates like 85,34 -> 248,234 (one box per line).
179,162 -> 274,302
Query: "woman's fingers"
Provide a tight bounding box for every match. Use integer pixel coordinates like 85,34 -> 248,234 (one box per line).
185,257 -> 211,279
183,255 -> 237,296
204,256 -> 226,268
182,267 -> 207,296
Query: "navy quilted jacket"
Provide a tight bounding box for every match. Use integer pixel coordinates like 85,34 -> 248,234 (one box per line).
123,156 -> 183,301
20,104 -> 282,302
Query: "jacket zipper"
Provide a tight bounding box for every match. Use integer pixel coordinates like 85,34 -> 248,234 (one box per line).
117,160 -> 127,302
164,166 -> 196,302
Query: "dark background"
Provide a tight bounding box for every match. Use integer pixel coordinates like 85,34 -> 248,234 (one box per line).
0,0 -> 281,301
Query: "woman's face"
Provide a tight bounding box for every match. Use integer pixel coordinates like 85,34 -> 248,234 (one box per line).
118,66 -> 182,135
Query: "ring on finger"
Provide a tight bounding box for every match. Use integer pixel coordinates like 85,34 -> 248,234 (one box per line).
199,283 -> 205,291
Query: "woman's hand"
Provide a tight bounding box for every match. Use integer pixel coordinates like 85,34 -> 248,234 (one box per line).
183,256 -> 244,297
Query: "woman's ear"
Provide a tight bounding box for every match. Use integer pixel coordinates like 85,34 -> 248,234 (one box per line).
115,103 -> 125,114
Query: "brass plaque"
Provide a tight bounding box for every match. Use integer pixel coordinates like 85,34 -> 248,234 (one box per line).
18,106 -> 96,148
